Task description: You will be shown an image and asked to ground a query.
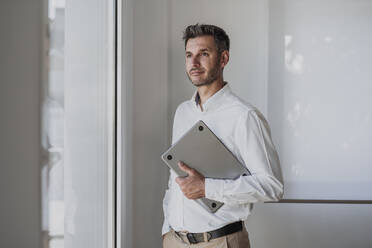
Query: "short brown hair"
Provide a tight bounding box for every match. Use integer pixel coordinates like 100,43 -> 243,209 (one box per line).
183,24 -> 230,54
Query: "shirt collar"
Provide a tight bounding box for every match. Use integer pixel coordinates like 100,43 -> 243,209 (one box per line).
191,82 -> 231,112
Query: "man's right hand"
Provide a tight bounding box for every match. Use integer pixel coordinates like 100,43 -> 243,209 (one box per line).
175,162 -> 205,200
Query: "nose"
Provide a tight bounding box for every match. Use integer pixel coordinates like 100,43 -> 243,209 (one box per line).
191,55 -> 200,67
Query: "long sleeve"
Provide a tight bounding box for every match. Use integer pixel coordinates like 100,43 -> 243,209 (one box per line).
205,110 -> 284,205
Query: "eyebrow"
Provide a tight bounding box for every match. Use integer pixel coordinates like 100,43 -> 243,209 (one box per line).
185,48 -> 211,54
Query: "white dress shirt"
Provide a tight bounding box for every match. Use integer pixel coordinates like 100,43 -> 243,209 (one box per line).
162,83 -> 284,235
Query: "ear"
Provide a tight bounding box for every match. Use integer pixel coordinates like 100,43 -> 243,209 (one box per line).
220,50 -> 230,69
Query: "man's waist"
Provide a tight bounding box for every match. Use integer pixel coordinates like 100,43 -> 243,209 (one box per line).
172,221 -> 244,245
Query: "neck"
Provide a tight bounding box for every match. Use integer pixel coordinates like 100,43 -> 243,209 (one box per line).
197,78 -> 225,106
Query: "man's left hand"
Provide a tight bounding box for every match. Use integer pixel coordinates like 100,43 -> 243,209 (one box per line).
175,162 -> 205,200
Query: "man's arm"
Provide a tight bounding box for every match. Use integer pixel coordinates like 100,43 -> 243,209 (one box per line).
205,110 -> 284,204
176,110 -> 284,204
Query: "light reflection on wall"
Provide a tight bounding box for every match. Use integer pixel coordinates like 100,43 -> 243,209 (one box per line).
285,35 -> 305,75
269,0 -> 372,200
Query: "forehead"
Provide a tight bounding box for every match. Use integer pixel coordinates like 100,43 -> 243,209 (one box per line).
185,36 -> 217,52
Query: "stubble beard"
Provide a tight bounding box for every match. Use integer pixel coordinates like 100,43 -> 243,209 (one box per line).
187,59 -> 221,87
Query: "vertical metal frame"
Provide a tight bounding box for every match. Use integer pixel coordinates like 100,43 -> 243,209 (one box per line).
116,0 -> 134,248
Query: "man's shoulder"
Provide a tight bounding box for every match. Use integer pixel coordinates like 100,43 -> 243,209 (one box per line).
226,92 -> 270,127
224,91 -> 258,114
175,99 -> 193,113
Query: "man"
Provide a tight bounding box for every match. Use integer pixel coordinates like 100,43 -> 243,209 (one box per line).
162,24 -> 283,248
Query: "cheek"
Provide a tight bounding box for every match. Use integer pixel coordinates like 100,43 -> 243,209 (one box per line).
201,58 -> 214,68
185,61 -> 192,70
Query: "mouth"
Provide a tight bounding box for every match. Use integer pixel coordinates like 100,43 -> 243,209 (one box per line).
190,70 -> 204,76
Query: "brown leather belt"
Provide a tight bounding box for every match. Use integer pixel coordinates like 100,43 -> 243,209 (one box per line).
175,221 -> 243,244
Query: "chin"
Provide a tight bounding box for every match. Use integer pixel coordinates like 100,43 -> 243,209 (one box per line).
192,81 -> 210,87
191,79 -> 204,85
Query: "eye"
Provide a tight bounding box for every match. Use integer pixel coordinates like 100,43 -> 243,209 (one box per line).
202,52 -> 209,57
186,53 -> 192,58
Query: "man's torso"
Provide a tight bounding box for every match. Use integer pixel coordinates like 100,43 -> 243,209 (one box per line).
167,84 -> 256,232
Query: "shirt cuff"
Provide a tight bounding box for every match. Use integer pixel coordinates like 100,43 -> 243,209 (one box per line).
205,178 -> 225,202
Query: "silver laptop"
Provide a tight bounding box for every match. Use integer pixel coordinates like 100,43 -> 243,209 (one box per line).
161,120 -> 250,213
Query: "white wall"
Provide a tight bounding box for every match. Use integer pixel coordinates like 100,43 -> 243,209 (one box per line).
0,1 -> 42,247
245,1 -> 372,247
268,0 -> 372,200
246,202 -> 372,248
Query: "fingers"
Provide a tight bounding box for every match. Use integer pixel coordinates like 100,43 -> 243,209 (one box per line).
178,161 -> 195,175
176,162 -> 189,185
175,177 -> 184,185
175,162 -> 205,199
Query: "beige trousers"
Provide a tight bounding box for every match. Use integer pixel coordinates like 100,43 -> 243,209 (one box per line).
163,227 -> 250,248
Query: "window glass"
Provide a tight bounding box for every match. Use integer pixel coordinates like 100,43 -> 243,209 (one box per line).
42,1 -> 115,247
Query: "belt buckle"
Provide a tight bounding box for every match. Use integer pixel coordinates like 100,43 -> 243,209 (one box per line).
186,233 -> 198,244
206,232 -> 212,242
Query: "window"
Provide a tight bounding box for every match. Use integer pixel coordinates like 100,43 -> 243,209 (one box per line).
42,0 -> 117,247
